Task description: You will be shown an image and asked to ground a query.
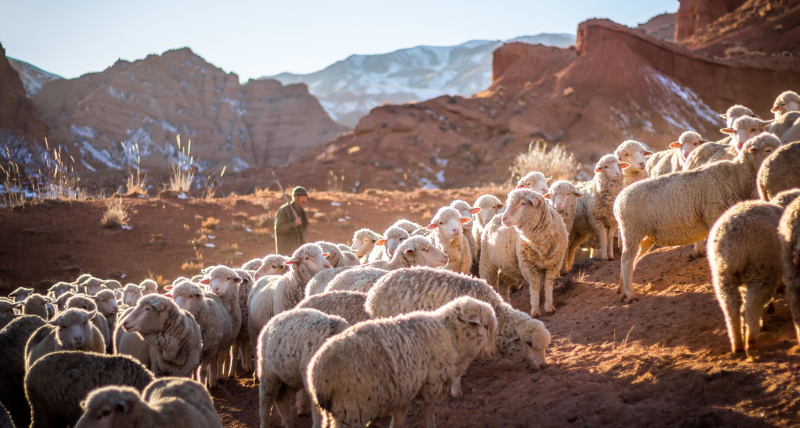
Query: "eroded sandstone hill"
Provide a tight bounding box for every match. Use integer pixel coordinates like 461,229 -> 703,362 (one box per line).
0,43 -> 49,152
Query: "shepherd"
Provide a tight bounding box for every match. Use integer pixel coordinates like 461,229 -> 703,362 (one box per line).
274,186 -> 309,255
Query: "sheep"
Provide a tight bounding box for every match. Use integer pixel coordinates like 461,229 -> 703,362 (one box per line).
103,279 -> 122,290
324,267 -> 388,295
21,294 -> 51,320
48,282 -> 74,299
83,277 -> 106,296
308,296 -> 496,428
615,133 -> 782,301
66,295 -> 111,350
544,180 -> 583,235
317,241 -> 358,267
25,308 -> 106,369
366,267 -> 551,371
771,90 -> 800,118
564,154 -> 629,269
242,258 -> 264,272
722,116 -> 775,152
26,351 -> 154,428
92,289 -> 120,344
121,294 -> 203,377
516,171 -> 550,194
247,244 -> 331,363
428,206 -> 472,273
8,287 -> 32,302
479,189 -> 568,316
54,292 -> 75,312
350,228 -> 382,263
708,200 -> 785,359
767,111 -> 800,144
296,291 -> 371,325
0,298 -> 16,329
614,140 -> 653,186
365,227 -> 409,263
683,106 -> 760,171
472,194 -> 504,270
115,306 -> 151,368
257,308 -> 350,428
169,281 -> 233,388
123,283 -> 144,306
392,219 -> 423,234
199,266 -> 242,378
758,142 -> 800,201
140,279 -> 158,295
252,254 -> 290,282
229,268 -> 255,375
305,267 -> 351,297
340,249 -> 360,266
780,196 -> 800,344
770,189 -> 800,208
451,200 -> 481,262
0,315 -> 46,428
646,132 -> 707,177
75,377 -> 221,428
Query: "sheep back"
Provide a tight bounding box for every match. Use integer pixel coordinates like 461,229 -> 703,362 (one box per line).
758,141 -> 800,201
296,291 -> 371,325
0,315 -> 46,428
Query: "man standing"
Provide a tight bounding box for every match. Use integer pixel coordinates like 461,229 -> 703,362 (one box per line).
274,186 -> 309,255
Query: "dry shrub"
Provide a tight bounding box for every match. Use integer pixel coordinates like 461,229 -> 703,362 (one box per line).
101,199 -> 129,228
1,141 -> 87,207
181,261 -> 203,274
724,45 -> 765,58
253,228 -> 272,237
327,170 -> 346,192
219,243 -> 239,255
249,213 -> 273,228
510,140 -> 582,183
167,135 -> 196,193
201,217 -> 220,230
124,143 -> 147,195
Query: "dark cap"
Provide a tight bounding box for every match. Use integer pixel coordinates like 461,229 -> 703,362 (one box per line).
292,186 -> 309,197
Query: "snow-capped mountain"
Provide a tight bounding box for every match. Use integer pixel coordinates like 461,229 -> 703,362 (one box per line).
8,57 -> 62,97
263,34 -> 575,127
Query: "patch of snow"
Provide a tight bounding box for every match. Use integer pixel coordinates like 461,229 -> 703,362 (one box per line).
178,193 -> 188,199
419,178 -> 439,190
205,243 -> 215,248
121,225 -> 133,230
331,201 -> 341,206
70,125 -> 96,140
436,170 -> 446,183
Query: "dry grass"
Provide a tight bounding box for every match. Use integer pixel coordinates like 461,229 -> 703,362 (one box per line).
510,140 -> 582,183
1,141 -> 87,207
100,199 -> 129,228
249,212 -> 274,228
181,261 -> 204,274
124,143 -> 147,195
201,217 -> 220,230
327,170 -> 346,192
253,228 -> 272,237
724,45 -> 766,58
202,166 -> 226,199
166,135 -> 196,193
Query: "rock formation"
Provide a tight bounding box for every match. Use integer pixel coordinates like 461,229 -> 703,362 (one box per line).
0,43 -> 49,150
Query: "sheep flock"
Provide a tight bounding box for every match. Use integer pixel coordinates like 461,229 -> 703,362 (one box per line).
1,91 -> 800,428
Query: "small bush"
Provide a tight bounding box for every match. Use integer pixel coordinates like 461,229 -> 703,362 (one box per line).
201,217 -> 220,230
166,135 -> 196,193
101,199 -> 128,228
510,140 -> 582,183
181,261 -> 203,274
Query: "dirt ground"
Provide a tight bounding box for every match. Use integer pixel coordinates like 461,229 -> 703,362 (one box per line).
2,189 -> 800,427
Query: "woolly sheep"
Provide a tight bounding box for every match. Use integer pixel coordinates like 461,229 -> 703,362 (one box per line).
308,296 -> 496,428
647,131 -> 707,177
0,315 -> 46,428
84,277 -> 106,296
48,282 -> 74,299
722,116 -> 775,152
564,154 -> 629,269
247,244 -> 331,361
200,266 -> 243,378
516,171 -> 550,194
472,195 -> 504,269
758,142 -> 800,201
26,351 -> 154,428
772,90 -> 800,118
92,289 -> 120,344
20,294 -> 50,320
392,219 -> 423,234
229,268 -> 255,374
242,258 -> 264,272
54,292 -> 75,312
296,291 -> 371,325
0,298 -> 15,329
305,266 -> 350,297
25,308 -> 105,369
121,294 -> 202,377
767,111 -> 800,144
428,206 -> 472,273
257,308 -> 350,428
103,279 -> 122,290
123,283 -> 144,306
615,133 -> 782,301
366,267 -> 551,370
367,226 -> 410,263
317,241 -> 358,268
708,200 -> 785,358
683,106 -> 760,171
351,228 -> 381,263
324,267 -> 387,294
8,287 -> 32,302
720,105 -> 756,128
66,295 -> 111,350
770,189 -> 800,208
779,197 -> 800,344
140,279 -> 158,295
169,281 -> 233,388
544,180 -> 583,235
614,140 -> 653,186
480,189 -> 568,316
75,377 -> 221,428
115,306 -> 151,369
253,254 -> 290,282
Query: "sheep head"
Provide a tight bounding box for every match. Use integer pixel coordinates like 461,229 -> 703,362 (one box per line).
720,104 -> 755,128
351,229 -> 380,257
450,200 -> 481,231
502,189 -> 547,228
9,287 -> 33,302
427,207 -> 469,241
516,171 -> 550,194
614,140 -> 652,172
380,226 -> 410,258
544,180 -> 583,211
395,236 -> 448,268
50,308 -> 97,349
669,131 -> 707,161
253,255 -> 289,280
286,243 -> 331,276
594,154 -> 627,182
200,265 -> 241,296
739,133 -> 781,167
772,91 -> 800,117
722,116 -> 774,152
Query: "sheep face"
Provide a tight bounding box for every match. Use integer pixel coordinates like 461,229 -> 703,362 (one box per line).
68,295 -> 98,312
670,131 -> 706,160
241,258 -> 264,271
51,308 -> 97,349
351,230 -> 378,257
516,172 -> 550,194
594,155 -> 627,181
84,278 -> 105,296
501,189 -> 546,228
76,386 -> 141,428
55,292 -> 75,312
772,91 -> 800,117
381,227 -> 410,258
739,133 -> 781,166
140,279 -> 158,295
722,116 -> 774,151
398,236 -> 449,267
544,181 -> 583,211
614,141 -> 652,172
287,244 -> 331,276
170,282 -> 205,314
502,320 -> 551,371
475,195 -> 504,226
9,287 -> 33,302
93,290 -> 119,317
48,282 -> 73,298
446,297 -> 498,358
253,255 -> 288,280
122,295 -> 174,334
450,200 -> 481,232
428,207 -> 469,242
122,285 -> 143,306
0,299 -> 16,321
720,105 -> 755,128
201,266 -> 242,296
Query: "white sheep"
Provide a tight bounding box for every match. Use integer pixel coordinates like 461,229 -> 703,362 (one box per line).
304,266 -> 351,298
451,200 -> 482,263
480,189 -> 568,316
83,277 -> 106,296
25,308 -> 106,369
123,283 -> 144,306
516,171 -> 550,194
472,194 -> 504,268
392,219 -> 423,234
771,91 -> 800,118
92,289 -> 119,347
242,258 -> 264,272
614,140 -> 653,186
231,268 -> 255,374
0,315 -> 46,428
708,200 -> 785,358
778,196 -> 800,345
308,296 -> 496,428
767,111 -> 800,145
114,306 -> 151,369
0,298 -> 16,329
257,308 -> 350,428
47,282 -> 75,299
317,241 -> 358,268
683,105 -> 758,171
19,294 -> 50,320
646,131 -> 707,177
721,116 -> 774,152
367,226 -> 409,262
140,279 -> 159,295
615,133 -> 782,301
199,266 -> 243,378
350,228 -> 382,263
758,141 -> 800,201
8,287 -> 33,302
428,206 -> 472,273
296,291 -> 371,325
75,377 -> 222,428
66,294 -> 111,351
252,254 -> 290,282
564,154 -> 629,270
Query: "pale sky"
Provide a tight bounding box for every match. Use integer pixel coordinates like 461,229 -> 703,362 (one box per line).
0,0 -> 677,81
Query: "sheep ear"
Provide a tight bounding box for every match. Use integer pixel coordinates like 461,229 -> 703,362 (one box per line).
116,400 -> 130,415
79,400 -> 87,410
322,253 -> 329,257
751,114 -> 760,118
286,257 -> 300,265
151,299 -> 166,310
164,285 -> 173,291
469,207 -> 481,214
426,224 -> 437,230
468,316 -> 482,326
138,285 -> 146,290
460,217 -> 471,224
233,277 -> 242,283
719,113 -> 728,119
720,128 -> 734,134
619,162 -> 631,169
758,119 -> 774,129
376,239 -> 386,246
644,151 -> 653,156
771,106 -> 781,113
12,302 -> 23,309
594,167 -> 602,173
199,278 -> 210,285
574,191 -> 584,198
543,193 -> 551,199
515,185 -> 524,189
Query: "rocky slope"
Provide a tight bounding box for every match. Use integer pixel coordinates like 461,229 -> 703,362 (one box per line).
7,58 -> 62,97
636,13 -> 676,41
31,48 -> 347,172
268,18 -> 800,191
265,34 -> 576,127
0,43 -> 49,157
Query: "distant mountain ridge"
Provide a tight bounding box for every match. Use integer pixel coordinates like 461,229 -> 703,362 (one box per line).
263,34 -> 576,127
7,57 -> 62,97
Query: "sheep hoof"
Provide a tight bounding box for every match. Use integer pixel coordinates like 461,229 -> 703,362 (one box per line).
545,306 -> 557,315
530,309 -> 542,318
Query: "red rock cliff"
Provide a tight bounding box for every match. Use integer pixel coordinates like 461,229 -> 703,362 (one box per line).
0,43 -> 48,145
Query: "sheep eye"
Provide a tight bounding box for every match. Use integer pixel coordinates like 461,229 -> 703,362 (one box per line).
100,409 -> 112,418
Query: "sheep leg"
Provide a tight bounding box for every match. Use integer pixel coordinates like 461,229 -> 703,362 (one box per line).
715,281 -> 744,353
209,358 -> 219,388
744,282 -> 773,360
692,241 -> 706,258
565,234 -> 588,273
543,269 -> 557,314
528,271 -> 543,318
274,387 -> 297,428
618,233 -> 641,302
258,375 -> 279,428
217,349 -> 229,381
450,376 -> 463,398
606,224 -> 618,260
788,279 -> 800,344
591,221 -> 609,260
310,395 -> 324,428
390,408 -> 407,428
229,341 -> 240,376
635,236 -> 655,264
423,402 -> 437,428
296,390 -> 311,415
245,341 -> 255,372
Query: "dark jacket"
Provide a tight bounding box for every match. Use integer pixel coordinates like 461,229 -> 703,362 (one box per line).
274,202 -> 307,256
